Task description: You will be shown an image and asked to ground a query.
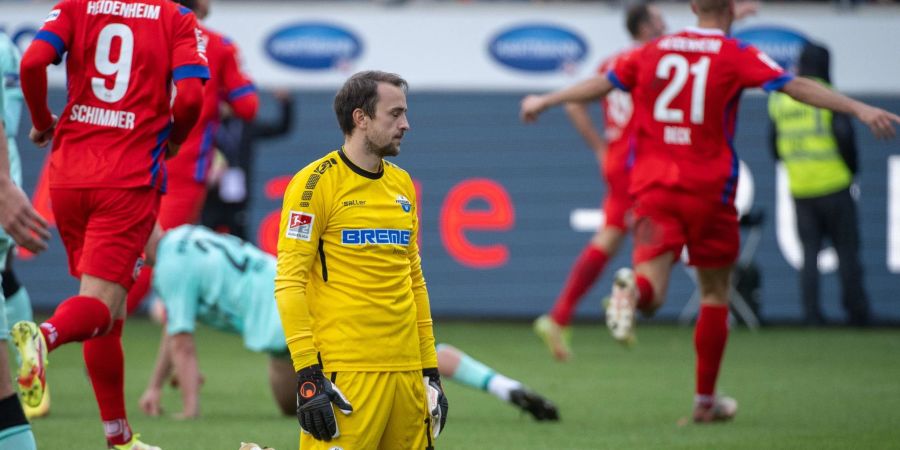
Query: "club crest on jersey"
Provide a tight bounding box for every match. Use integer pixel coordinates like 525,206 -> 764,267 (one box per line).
396,195 -> 411,213
286,211 -> 314,241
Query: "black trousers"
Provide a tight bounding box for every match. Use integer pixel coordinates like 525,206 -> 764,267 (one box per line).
794,188 -> 870,325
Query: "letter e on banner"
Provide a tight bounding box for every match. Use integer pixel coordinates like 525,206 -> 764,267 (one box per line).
439,178 -> 515,269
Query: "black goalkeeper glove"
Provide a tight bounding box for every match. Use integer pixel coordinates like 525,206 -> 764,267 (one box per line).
423,368 -> 448,439
295,365 -> 353,441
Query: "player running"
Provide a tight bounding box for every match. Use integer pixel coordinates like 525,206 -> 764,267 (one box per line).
13,1 -> 209,448
534,2 -> 666,362
126,0 -> 258,315
134,225 -> 558,422
535,1 -> 759,362
521,0 -> 899,423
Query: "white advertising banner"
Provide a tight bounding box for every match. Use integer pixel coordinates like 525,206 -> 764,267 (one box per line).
1,3 -> 898,93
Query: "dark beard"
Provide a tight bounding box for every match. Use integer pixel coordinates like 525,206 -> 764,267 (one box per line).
365,138 -> 400,158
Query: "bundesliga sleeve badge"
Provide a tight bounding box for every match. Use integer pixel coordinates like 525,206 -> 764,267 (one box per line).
286,211 -> 314,241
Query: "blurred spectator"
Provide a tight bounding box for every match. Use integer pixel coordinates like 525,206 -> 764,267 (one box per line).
767,42 -> 870,326
202,90 -> 295,239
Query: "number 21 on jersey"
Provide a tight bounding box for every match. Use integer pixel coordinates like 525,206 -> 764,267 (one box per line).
653,54 -> 710,145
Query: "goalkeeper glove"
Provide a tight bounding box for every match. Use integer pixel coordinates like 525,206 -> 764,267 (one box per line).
295,365 -> 353,441
423,368 -> 448,439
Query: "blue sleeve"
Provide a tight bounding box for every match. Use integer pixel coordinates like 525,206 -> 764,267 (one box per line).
227,83 -> 256,101
762,74 -> 794,93
34,30 -> 66,61
607,70 -> 631,92
173,64 -> 210,82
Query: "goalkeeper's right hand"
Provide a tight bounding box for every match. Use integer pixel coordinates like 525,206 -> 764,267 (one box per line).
295,365 -> 353,441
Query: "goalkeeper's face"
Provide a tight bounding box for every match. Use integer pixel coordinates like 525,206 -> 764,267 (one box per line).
364,82 -> 409,158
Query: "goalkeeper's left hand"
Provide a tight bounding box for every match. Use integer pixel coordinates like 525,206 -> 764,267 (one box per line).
423,368 -> 448,439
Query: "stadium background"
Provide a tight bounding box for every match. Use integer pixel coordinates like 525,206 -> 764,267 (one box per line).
2,2 -> 898,323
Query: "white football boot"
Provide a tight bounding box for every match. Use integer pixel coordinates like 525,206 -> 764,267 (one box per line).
605,268 -> 638,346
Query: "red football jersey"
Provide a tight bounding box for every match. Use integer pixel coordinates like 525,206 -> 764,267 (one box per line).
597,47 -> 638,173
36,0 -> 209,190
166,26 -> 255,186
609,27 -> 791,203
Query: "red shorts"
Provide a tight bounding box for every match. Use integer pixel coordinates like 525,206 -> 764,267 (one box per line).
631,188 -> 739,268
158,179 -> 207,230
51,187 -> 161,290
601,162 -> 633,230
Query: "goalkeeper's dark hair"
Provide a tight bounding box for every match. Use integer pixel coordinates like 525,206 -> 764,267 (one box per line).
174,0 -> 198,12
625,2 -> 652,39
334,71 -> 408,136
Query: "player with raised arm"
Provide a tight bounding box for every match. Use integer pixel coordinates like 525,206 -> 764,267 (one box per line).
535,1 -> 759,362
521,0 -> 899,423
13,1 -> 208,448
126,0 -> 258,315
534,2 -> 666,362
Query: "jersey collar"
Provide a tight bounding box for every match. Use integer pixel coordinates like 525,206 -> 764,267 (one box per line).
338,148 -> 384,180
683,26 -> 726,36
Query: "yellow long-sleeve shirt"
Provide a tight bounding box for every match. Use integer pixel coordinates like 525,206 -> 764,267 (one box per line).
274,149 -> 437,373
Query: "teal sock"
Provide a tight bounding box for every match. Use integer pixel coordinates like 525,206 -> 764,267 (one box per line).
4,287 -> 33,331
448,349 -> 495,392
0,394 -> 36,450
0,424 -> 37,450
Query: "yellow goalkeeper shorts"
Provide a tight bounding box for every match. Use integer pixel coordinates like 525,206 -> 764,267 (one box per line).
298,370 -> 433,450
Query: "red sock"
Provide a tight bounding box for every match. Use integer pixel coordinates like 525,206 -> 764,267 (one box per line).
635,274 -> 654,311
550,245 -> 608,326
40,295 -> 111,352
694,304 -> 730,399
84,320 -> 133,447
126,266 -> 153,316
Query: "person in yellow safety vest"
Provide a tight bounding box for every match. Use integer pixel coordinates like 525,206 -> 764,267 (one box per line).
768,41 -> 870,327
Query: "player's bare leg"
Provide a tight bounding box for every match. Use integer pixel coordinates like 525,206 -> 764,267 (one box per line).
692,265 -> 737,423
605,251 -> 673,346
268,357 -> 296,416
536,227 -> 626,361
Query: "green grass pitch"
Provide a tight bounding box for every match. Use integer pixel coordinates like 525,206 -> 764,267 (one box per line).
24,319 -> 900,449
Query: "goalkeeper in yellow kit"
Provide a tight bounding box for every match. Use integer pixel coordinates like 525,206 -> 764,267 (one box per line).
275,71 -> 447,450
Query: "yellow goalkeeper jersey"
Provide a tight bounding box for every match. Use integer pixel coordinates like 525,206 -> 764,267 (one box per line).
275,149 -> 437,373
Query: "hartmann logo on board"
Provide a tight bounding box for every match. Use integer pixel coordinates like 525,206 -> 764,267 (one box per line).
265,22 -> 363,71
488,24 -> 587,73
732,26 -> 809,72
